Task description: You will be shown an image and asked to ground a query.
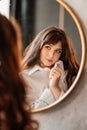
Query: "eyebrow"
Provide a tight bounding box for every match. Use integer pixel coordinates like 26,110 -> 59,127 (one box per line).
55,48 -> 62,50
45,44 -> 62,50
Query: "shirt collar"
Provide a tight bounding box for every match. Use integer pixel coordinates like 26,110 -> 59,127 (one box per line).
24,60 -> 63,76
25,65 -> 50,75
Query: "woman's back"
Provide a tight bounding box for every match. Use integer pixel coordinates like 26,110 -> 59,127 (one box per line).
0,14 -> 38,130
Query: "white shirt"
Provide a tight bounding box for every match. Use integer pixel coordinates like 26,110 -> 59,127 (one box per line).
20,61 -> 67,109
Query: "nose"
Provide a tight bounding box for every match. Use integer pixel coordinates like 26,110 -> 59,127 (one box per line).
48,50 -> 54,58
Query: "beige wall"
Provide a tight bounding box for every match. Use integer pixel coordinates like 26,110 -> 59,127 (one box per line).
0,0 -> 87,130
0,0 -> 9,18
33,1 -> 87,130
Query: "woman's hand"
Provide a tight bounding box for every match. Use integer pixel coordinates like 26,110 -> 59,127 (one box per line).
49,66 -> 61,86
49,66 -> 62,99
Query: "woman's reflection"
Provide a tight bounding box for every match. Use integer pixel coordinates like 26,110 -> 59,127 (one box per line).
20,26 -> 79,109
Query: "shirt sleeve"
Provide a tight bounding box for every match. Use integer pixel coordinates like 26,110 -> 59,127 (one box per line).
30,88 -> 64,109
31,88 -> 55,109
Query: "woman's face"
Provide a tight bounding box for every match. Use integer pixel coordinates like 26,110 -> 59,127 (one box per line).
40,41 -> 62,68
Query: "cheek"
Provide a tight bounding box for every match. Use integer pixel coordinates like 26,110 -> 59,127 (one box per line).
54,54 -> 61,62
40,49 -> 48,58
40,50 -> 45,61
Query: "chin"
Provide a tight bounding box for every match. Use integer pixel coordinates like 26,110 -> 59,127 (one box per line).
45,64 -> 53,68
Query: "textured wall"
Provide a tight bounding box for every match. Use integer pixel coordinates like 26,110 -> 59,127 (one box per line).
0,0 -> 87,130
33,0 -> 87,130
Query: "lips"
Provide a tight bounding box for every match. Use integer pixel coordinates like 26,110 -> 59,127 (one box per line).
47,59 -> 53,63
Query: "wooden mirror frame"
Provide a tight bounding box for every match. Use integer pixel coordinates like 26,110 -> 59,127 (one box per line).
30,0 -> 86,113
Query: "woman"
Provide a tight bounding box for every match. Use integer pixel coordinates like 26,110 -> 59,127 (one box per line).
0,14 -> 38,130
21,26 -> 79,109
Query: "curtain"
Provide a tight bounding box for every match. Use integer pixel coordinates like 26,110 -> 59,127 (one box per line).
10,0 -> 35,48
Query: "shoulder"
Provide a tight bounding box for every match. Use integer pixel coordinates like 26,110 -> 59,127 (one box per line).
20,65 -> 42,76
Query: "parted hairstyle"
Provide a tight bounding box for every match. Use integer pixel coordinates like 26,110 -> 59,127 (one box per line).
23,26 -> 79,88
0,14 -> 38,130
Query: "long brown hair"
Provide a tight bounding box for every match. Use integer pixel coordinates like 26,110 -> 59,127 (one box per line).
23,26 -> 79,88
0,14 -> 38,130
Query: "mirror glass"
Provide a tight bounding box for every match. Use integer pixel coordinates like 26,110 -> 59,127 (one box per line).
34,0 -> 81,63
10,0 -> 85,112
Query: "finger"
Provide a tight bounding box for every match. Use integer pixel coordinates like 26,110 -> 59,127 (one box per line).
54,73 -> 61,78
52,70 -> 61,76
52,67 -> 61,72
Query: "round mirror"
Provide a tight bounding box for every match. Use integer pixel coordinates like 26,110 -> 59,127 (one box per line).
30,0 -> 86,112
10,0 -> 86,112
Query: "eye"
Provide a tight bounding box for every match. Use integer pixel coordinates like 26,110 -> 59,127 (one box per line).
44,45 -> 51,50
55,49 -> 62,54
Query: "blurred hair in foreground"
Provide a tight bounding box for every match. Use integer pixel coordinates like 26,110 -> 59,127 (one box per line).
0,13 -> 38,130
